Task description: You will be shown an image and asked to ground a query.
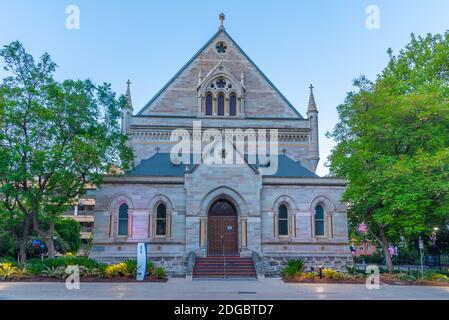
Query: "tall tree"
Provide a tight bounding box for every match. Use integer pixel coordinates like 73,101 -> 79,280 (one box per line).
327,33 -> 449,273
0,41 -> 133,259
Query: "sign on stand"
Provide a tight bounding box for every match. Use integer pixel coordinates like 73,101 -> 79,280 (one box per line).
137,243 -> 147,281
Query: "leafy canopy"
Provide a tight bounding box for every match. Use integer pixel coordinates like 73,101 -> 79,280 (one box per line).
327,32 -> 449,245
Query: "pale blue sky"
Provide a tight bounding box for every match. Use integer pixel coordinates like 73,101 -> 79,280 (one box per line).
1,0 -> 448,176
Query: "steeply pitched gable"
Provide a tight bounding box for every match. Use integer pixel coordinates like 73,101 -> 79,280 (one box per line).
136,29 -> 303,119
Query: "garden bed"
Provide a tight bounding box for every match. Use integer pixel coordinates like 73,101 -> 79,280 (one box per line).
0,276 -> 168,283
282,275 -> 449,287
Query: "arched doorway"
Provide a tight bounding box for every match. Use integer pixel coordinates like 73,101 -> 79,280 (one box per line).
207,198 -> 238,255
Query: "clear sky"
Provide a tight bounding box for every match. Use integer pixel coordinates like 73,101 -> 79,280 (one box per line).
1,0 -> 448,176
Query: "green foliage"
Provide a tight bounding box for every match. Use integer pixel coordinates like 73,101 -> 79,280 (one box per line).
0,41 -> 134,258
55,219 -> 81,253
153,266 -> 167,279
41,266 -> 66,279
122,259 -> 138,277
287,259 -> 305,272
281,259 -> 306,278
146,260 -> 155,275
24,261 -> 46,275
327,32 -> 449,272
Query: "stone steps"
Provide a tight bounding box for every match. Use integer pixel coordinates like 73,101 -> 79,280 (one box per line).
193,256 -> 257,279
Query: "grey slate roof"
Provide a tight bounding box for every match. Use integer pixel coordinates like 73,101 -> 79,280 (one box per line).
128,153 -> 318,178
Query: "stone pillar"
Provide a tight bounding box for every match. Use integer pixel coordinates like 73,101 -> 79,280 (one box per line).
327,213 -> 333,239
310,213 -> 316,238
291,213 -> 296,238
199,218 -> 207,247
273,212 -> 279,238
241,218 -> 247,247
148,213 -> 153,239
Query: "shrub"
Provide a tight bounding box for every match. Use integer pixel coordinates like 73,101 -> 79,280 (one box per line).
426,273 -> 449,282
287,259 -> 305,273
146,260 -> 155,275
322,268 -> 345,280
122,259 -> 138,277
282,259 -> 305,278
24,261 -> 46,276
346,265 -> 357,275
153,266 -> 166,279
0,262 -> 20,280
104,260 -> 137,277
41,266 -> 66,279
282,265 -> 300,278
304,272 -> 318,279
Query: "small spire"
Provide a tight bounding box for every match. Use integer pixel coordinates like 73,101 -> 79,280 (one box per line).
219,13 -> 225,30
307,84 -> 317,113
240,70 -> 245,85
125,79 -> 133,110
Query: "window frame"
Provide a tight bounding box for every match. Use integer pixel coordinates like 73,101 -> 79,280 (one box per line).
278,204 -> 289,237
118,203 -> 129,237
205,94 -> 213,115
155,203 -> 167,237
314,205 -> 325,237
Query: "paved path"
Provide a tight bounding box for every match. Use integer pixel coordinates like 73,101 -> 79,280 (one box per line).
0,278 -> 448,300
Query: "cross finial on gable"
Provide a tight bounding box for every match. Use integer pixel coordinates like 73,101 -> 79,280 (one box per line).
309,84 -> 314,91
219,13 -> 225,30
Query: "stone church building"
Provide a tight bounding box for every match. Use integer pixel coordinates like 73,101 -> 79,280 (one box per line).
90,15 -> 352,277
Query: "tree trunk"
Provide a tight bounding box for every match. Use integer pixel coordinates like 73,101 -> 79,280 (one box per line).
43,235 -> 56,259
379,228 -> 394,274
18,214 -> 32,263
32,212 -> 57,259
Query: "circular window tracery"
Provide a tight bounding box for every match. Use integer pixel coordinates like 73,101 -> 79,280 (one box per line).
216,42 -> 227,54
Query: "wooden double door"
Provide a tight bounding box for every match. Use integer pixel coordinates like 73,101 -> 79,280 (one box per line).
207,199 -> 238,255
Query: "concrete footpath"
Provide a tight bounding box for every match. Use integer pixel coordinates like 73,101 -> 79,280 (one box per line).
0,278 -> 448,300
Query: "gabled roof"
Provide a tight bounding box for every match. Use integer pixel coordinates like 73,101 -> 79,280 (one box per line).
136,28 -> 303,118
128,153 -> 317,178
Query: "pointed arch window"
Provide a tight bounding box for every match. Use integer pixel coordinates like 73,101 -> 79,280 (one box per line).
217,94 -> 225,116
229,94 -> 237,116
118,204 -> 129,236
205,94 -> 213,115
156,203 -> 167,236
278,204 -> 289,236
315,205 -> 325,237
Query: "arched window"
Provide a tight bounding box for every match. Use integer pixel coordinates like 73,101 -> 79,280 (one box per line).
118,203 -> 129,236
156,203 -> 167,236
278,204 -> 288,236
229,94 -> 237,116
315,205 -> 325,237
205,94 -> 213,115
217,94 -> 225,116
